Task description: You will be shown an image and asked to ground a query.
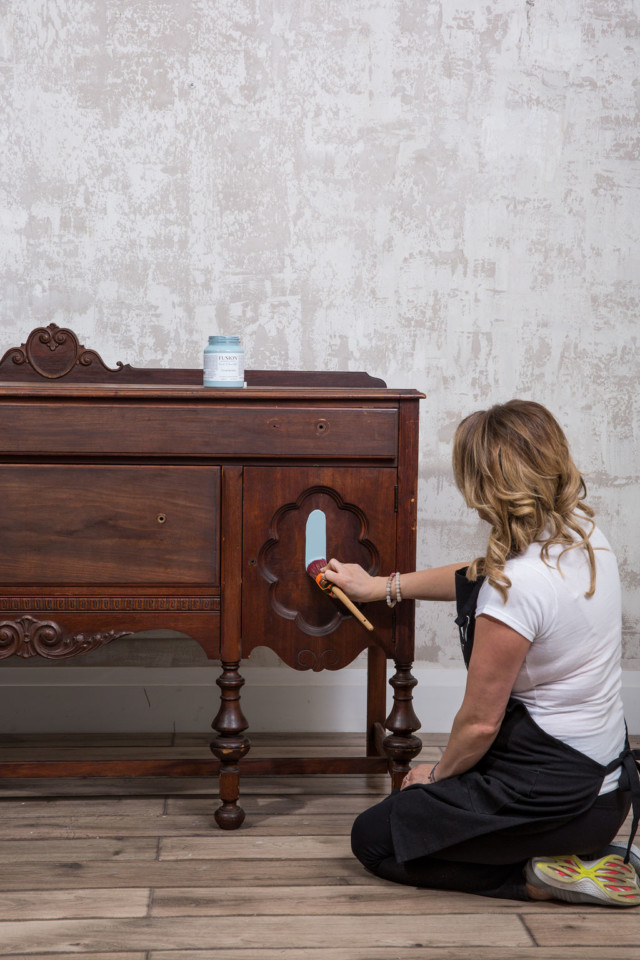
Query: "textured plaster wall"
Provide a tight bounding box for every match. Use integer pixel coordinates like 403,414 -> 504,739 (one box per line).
1,0 -> 639,675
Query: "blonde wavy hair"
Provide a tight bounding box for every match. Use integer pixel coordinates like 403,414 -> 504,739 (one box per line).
452,400 -> 596,601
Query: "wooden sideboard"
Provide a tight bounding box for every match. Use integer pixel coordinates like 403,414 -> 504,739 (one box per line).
0,324 -> 424,828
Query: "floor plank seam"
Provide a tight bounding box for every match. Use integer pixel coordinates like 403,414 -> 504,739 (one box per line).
147,887 -> 155,919
519,911 -> 540,947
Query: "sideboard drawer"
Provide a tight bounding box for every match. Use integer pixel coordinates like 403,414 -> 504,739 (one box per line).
0,464 -> 220,585
0,403 -> 398,459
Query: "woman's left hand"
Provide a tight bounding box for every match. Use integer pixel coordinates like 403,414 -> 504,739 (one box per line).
401,763 -> 438,789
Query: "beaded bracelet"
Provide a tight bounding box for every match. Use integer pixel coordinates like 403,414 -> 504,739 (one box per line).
385,573 -> 396,608
386,572 -> 402,608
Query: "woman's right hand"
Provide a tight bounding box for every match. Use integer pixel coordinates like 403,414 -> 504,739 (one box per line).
321,559 -> 386,603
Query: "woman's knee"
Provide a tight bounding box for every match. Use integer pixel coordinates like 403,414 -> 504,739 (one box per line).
350,807 -> 375,865
350,798 -> 395,871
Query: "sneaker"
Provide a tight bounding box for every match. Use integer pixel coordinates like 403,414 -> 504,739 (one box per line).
525,853 -> 640,907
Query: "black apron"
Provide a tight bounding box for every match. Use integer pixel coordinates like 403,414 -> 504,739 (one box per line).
390,568 -> 640,864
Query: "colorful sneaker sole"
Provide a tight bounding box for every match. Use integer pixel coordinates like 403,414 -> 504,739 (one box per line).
526,854 -> 640,907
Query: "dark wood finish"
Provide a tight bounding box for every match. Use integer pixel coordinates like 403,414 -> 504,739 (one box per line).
241,465 -> 398,668
0,400 -> 399,458
366,646 -> 387,756
0,464 -> 220,584
0,324 -> 424,827
0,756 -> 390,778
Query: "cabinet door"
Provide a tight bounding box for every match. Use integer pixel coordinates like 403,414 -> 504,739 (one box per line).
241,466 -> 397,670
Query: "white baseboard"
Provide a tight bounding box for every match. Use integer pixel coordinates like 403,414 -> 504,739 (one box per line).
1,666 -> 639,734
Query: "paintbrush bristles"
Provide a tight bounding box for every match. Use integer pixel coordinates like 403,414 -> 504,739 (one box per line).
306,558 -> 327,578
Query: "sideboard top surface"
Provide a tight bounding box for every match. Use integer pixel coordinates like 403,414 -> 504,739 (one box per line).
0,381 -> 424,401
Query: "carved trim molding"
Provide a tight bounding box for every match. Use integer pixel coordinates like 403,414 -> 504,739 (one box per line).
0,323 -> 126,380
0,616 -> 132,660
0,597 -> 220,613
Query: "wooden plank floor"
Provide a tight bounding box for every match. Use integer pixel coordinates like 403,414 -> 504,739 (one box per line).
0,733 -> 638,959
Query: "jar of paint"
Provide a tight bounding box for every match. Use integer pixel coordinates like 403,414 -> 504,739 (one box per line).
203,336 -> 244,388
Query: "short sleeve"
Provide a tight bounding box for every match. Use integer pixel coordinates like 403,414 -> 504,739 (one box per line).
474,559 -> 557,642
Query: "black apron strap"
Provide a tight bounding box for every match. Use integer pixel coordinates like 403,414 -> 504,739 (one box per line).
454,566 -> 485,668
623,748 -> 640,862
633,749 -> 640,856
604,734 -> 640,863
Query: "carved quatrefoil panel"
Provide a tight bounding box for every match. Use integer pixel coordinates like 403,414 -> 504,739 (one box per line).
258,487 -> 378,637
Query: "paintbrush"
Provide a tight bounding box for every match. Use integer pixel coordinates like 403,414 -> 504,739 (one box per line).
305,509 -> 374,632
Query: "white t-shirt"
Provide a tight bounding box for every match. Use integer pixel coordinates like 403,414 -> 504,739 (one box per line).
475,524 -> 626,794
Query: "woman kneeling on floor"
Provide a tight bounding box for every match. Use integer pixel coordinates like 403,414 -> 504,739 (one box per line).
323,400 -> 640,906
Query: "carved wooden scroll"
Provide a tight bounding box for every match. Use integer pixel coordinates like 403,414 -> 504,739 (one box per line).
0,323 -> 130,381
0,615 -> 131,659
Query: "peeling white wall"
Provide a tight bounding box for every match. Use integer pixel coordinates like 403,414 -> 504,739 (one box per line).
1,1 -> 639,727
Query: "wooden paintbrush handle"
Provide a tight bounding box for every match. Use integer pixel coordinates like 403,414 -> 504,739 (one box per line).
330,585 -> 374,632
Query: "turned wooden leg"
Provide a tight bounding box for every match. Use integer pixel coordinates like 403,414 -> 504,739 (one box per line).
210,661 -> 250,829
383,660 -> 422,790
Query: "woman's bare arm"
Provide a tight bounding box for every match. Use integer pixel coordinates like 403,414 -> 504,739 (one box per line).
321,560 -> 465,603
402,615 -> 530,787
